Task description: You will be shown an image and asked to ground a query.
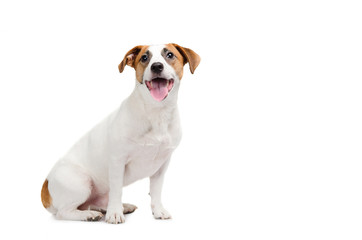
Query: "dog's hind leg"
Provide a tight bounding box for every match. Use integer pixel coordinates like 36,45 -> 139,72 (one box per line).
122,203 -> 138,214
77,193 -> 137,215
47,162 -> 103,221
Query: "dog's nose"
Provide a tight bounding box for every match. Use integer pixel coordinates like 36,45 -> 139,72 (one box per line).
151,62 -> 164,74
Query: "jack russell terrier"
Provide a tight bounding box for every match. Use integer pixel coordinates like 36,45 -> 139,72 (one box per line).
41,43 -> 200,224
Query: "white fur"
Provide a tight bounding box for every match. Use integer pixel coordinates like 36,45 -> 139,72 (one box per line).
46,44 -> 183,223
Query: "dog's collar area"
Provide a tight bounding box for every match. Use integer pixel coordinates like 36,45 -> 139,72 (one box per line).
145,78 -> 174,102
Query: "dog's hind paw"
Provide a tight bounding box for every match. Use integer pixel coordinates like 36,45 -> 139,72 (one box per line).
123,203 -> 137,214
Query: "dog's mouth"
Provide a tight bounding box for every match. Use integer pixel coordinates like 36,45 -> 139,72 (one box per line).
145,78 -> 174,102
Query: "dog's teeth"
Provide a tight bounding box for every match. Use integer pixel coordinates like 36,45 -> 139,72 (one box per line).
166,80 -> 169,88
150,81 -> 153,88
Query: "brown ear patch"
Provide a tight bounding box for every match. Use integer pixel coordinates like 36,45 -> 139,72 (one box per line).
41,179 -> 52,209
118,45 -> 145,73
170,43 -> 201,74
118,45 -> 150,83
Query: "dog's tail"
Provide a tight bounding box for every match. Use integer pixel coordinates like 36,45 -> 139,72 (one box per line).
41,179 -> 56,214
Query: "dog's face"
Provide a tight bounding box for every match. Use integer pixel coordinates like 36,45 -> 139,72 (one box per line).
119,44 -> 200,102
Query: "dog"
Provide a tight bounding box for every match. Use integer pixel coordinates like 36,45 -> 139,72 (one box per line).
41,43 -> 200,224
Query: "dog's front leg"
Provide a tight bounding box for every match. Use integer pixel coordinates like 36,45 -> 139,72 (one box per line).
150,159 -> 172,219
106,158 -> 126,224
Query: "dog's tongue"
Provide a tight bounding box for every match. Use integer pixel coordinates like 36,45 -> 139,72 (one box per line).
149,80 -> 168,102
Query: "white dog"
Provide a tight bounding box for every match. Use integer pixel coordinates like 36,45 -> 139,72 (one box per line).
41,43 -> 200,224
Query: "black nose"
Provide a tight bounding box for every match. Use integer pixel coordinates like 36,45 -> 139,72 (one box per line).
151,62 -> 164,74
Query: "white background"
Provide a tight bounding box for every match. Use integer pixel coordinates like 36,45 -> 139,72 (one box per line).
0,0 -> 361,239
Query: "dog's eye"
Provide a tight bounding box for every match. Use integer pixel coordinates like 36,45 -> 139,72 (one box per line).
141,54 -> 148,62
166,52 -> 174,59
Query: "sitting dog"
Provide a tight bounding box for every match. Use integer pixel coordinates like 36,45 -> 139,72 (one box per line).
41,43 -> 200,224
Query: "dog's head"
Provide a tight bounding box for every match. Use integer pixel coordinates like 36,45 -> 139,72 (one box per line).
118,44 -> 200,102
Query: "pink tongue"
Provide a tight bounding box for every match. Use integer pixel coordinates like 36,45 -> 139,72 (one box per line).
150,81 -> 168,102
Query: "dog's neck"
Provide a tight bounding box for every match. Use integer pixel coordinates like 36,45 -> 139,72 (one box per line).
123,81 -> 179,142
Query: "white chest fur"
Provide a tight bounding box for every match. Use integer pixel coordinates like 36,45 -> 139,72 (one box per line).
95,89 -> 181,187
121,100 -> 181,185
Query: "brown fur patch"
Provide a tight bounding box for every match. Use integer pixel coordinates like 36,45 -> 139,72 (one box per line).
165,44 -> 186,80
118,45 -> 144,73
119,45 -> 150,83
169,43 -> 201,74
41,179 -> 52,209
134,46 -> 151,83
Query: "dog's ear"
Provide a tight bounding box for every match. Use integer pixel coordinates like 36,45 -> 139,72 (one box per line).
118,45 -> 144,73
171,43 -> 201,74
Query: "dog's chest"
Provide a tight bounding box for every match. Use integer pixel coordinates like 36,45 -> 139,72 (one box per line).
124,143 -> 173,184
122,110 -> 180,185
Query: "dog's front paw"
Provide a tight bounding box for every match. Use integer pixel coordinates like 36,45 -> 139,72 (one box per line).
152,206 -> 172,220
105,208 -> 125,224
